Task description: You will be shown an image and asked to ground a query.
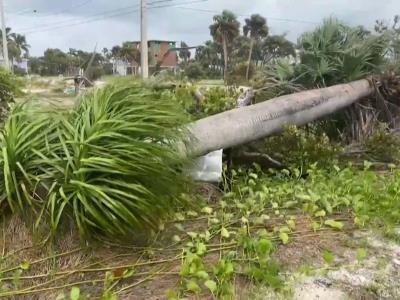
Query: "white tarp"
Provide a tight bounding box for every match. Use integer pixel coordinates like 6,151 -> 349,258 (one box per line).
189,149 -> 223,182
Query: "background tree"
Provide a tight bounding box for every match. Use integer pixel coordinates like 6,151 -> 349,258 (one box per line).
111,45 -> 122,60
179,41 -> 191,64
261,35 -> 295,64
243,14 -> 268,80
375,15 -> 400,63
195,40 -> 222,76
231,35 -> 251,63
0,28 -> 30,66
10,33 -> 30,58
41,48 -> 69,75
209,10 -> 240,82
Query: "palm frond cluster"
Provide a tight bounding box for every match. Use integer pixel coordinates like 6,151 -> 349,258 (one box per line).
0,82 -> 190,239
261,18 -> 389,91
297,18 -> 388,87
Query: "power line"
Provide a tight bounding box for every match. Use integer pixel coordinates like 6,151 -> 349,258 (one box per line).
34,0 -> 94,18
15,4 -> 141,32
177,6 -> 318,24
14,0 -> 182,33
9,0 -> 93,16
19,0 -> 208,35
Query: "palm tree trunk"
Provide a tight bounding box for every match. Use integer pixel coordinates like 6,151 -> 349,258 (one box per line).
222,35 -> 228,83
246,38 -> 254,81
187,79 -> 374,157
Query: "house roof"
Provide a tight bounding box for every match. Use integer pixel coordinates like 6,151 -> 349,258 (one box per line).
148,40 -> 176,43
130,40 -> 176,43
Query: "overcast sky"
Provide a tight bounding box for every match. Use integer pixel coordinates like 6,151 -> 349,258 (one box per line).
5,0 -> 400,56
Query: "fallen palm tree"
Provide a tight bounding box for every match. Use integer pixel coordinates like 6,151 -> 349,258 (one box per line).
188,79 -> 375,157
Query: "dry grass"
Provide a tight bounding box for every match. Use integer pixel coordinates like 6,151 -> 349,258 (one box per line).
0,210 -> 358,299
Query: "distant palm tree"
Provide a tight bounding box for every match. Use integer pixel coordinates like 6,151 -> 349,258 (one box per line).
120,42 -> 141,67
195,40 -> 221,72
209,10 -> 240,82
243,14 -> 268,80
0,28 -> 30,68
179,41 -> 191,64
10,33 -> 30,59
111,45 -> 122,60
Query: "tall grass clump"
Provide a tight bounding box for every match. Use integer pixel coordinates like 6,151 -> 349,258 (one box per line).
0,82 -> 191,239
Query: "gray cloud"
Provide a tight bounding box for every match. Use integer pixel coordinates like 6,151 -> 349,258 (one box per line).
4,0 -> 400,56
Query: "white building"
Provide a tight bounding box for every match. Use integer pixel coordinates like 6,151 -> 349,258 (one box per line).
113,59 -> 138,76
0,56 -> 29,73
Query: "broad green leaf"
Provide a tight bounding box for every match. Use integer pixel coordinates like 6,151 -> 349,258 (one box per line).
20,260 -> 30,270
279,232 -> 289,245
311,221 -> 320,232
324,219 -> 344,230
221,227 -> 230,239
279,226 -> 290,233
204,280 -> 217,293
286,220 -> 296,230
201,206 -> 213,214
172,235 -> 181,242
323,250 -> 335,265
314,210 -> 326,217
196,242 -> 207,256
175,212 -> 185,221
174,223 -> 185,232
70,287 -> 80,300
166,289 -> 178,300
195,270 -> 209,279
186,280 -> 201,294
187,210 -> 198,217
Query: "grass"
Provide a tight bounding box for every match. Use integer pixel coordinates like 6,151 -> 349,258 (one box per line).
1,163 -> 400,299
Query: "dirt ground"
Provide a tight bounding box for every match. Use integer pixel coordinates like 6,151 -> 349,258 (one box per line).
1,209 -> 399,299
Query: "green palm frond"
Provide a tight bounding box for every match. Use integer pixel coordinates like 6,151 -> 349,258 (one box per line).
0,82 -> 191,239
296,18 -> 390,87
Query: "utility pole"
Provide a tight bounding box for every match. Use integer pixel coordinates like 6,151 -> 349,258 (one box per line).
0,0 -> 9,70
140,0 -> 149,79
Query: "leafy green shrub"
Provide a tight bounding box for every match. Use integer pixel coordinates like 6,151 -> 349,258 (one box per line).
198,87 -> 239,116
363,125 -> 400,162
228,62 -> 256,85
85,66 -> 105,81
230,164 -> 400,229
184,62 -> 205,80
0,82 -> 191,239
297,18 -> 388,87
0,67 -> 23,122
174,85 -> 239,119
0,67 -> 23,100
264,126 -> 342,170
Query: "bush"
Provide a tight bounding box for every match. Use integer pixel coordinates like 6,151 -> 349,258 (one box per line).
264,126 -> 342,171
0,66 -> 23,123
0,82 -> 191,239
184,62 -> 204,80
13,66 -> 27,77
0,66 -> 22,102
228,62 -> 255,85
363,124 -> 400,162
85,66 -> 105,81
198,87 -> 239,117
